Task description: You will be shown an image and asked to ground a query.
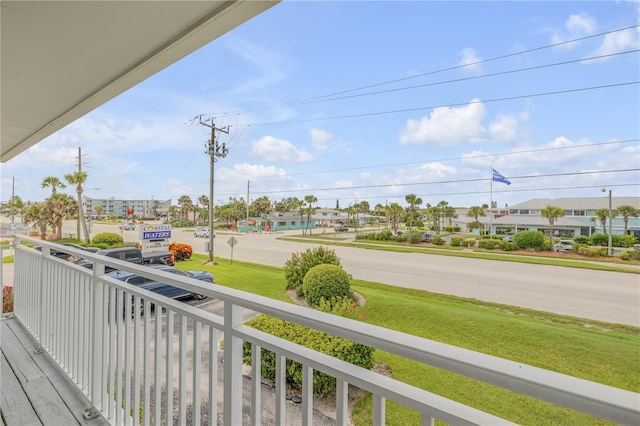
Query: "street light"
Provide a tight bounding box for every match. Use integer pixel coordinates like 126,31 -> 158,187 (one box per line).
601,188 -> 613,256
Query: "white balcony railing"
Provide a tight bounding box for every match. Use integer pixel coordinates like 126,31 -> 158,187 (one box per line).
5,235 -> 639,425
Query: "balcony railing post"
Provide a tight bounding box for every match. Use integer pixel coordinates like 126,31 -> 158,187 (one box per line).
90,264 -> 106,410
223,301 -> 244,425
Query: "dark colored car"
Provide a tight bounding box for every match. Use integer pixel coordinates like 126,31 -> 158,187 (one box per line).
35,243 -> 99,260
108,265 -> 214,301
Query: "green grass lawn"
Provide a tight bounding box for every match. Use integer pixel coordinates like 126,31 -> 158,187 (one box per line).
179,254 -> 639,425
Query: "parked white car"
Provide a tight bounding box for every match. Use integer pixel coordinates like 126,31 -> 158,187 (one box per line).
555,240 -> 574,252
194,227 -> 210,238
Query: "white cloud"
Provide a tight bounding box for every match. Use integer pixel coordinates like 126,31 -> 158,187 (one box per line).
565,13 -> 597,35
590,28 -> 639,59
399,99 -> 486,145
488,114 -> 520,142
551,12 -> 597,48
217,163 -> 288,181
251,135 -> 313,163
458,48 -> 482,74
310,128 -> 333,150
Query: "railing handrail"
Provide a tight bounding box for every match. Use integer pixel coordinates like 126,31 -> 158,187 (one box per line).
8,235 -> 640,424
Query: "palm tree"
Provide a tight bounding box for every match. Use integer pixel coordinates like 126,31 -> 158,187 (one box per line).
252,196 -> 272,217
386,203 -> 404,232
594,209 -> 610,234
41,176 -> 66,195
94,205 -> 104,220
304,194 -> 317,235
177,195 -> 193,220
616,205 -> 639,234
466,206 -> 486,230
64,171 -> 89,243
168,205 -> 179,221
48,193 -> 76,237
23,204 -> 49,239
405,194 -> 423,230
540,205 -> 565,251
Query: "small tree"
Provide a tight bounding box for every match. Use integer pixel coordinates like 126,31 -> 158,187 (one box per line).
540,206 -> 565,251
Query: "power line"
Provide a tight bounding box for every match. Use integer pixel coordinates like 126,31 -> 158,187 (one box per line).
212,138 -> 640,182
239,81 -> 638,126
205,24 -> 640,117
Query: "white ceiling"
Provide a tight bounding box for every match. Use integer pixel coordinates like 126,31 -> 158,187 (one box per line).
0,0 -> 279,162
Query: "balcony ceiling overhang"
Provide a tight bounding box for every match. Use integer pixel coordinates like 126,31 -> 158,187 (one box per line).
0,0 -> 279,162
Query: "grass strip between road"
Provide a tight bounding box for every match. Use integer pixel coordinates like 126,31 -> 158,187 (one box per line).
179,254 -> 639,426
276,235 -> 640,274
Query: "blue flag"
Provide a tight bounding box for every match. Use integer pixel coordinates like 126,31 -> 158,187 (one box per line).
492,169 -> 511,185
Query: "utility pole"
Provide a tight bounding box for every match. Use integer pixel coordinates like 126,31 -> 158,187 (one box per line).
200,117 -> 229,264
246,181 -> 250,225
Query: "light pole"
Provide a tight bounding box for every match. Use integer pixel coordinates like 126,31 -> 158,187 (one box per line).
601,188 -> 613,256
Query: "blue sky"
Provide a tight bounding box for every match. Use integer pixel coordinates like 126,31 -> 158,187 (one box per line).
3,1 -> 640,210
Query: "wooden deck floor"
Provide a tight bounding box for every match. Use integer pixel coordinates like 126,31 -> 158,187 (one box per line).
0,316 -> 110,426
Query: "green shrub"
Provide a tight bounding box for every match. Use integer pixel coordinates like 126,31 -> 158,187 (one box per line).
91,232 -> 124,247
574,244 -> 600,257
573,235 -> 589,245
589,233 -> 608,246
242,315 -> 373,397
430,236 -> 445,245
379,229 -> 393,240
616,234 -> 637,248
619,251 -> 631,261
499,241 -> 516,251
450,236 -> 463,247
513,231 -> 546,251
407,232 -> 423,244
479,239 -> 501,249
284,246 -> 341,297
170,219 -> 195,228
303,264 -> 351,308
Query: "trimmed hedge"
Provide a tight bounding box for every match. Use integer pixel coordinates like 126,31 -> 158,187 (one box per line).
302,264 -> 351,308
91,232 -> 124,248
242,315 -> 374,397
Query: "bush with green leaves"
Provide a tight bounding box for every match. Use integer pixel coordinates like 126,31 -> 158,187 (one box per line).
91,232 -> 124,248
407,231 -> 423,244
616,234 -> 637,248
513,230 -> 547,251
242,315 -> 373,397
589,233 -> 608,246
499,241 -> 516,251
302,264 -> 351,308
573,235 -> 589,245
450,236 -> 463,247
170,219 -> 195,228
478,239 -> 501,249
573,244 -> 600,257
430,236 -> 445,245
284,246 -> 341,297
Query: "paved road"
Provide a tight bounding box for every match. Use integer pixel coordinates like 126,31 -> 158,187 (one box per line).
21,222 -> 640,326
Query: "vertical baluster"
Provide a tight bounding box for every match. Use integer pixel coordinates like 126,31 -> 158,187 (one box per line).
154,306 -> 163,425
223,302 -> 243,426
178,315 -> 187,426
302,365 -> 313,425
275,353 -> 286,426
336,379 -> 348,425
133,296 -> 141,426
166,310 -> 174,426
192,321 -> 202,426
373,395 -> 385,426
251,343 -> 261,426
143,300 -> 151,426
208,327 -> 218,426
